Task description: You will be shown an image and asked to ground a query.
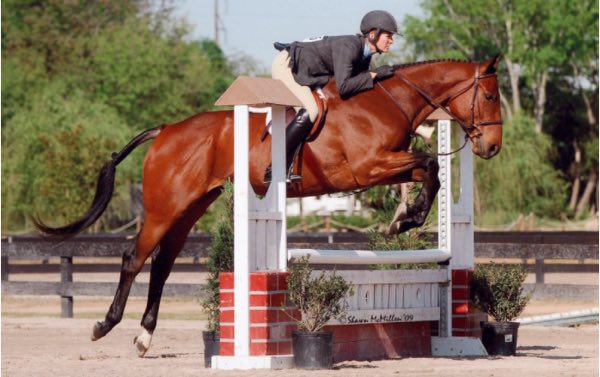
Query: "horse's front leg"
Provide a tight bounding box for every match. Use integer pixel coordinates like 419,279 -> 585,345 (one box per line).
353,151 -> 439,234
386,156 -> 439,234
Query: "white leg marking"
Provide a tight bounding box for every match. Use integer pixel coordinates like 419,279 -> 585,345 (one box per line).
133,328 -> 153,358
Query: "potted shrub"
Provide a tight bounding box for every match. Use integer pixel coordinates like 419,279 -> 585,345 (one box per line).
286,256 -> 353,369
471,262 -> 532,356
201,182 -> 234,367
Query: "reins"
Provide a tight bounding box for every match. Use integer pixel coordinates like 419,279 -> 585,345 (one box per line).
377,82 -> 469,156
376,64 -> 502,157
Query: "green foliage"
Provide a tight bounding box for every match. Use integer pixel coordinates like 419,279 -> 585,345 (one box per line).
202,181 -> 233,332
1,0 -> 138,76
367,227 -> 437,270
287,256 -> 353,332
359,186 -> 401,225
471,262 -> 532,322
1,1 -> 237,232
474,115 -> 568,224
1,83 -> 131,231
81,22 -> 223,128
367,228 -> 432,252
582,137 -> 599,173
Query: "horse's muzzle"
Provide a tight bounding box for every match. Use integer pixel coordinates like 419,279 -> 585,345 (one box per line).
479,142 -> 501,159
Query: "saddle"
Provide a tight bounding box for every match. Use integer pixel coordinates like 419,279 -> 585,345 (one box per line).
259,87 -> 328,143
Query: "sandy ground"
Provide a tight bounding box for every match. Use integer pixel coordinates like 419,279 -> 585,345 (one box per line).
2,269 -> 598,376
1,316 -> 598,377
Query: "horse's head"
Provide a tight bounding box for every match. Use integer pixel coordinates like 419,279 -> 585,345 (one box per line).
446,55 -> 503,159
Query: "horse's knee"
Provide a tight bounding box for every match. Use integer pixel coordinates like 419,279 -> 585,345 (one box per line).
425,157 -> 439,172
422,157 -> 440,192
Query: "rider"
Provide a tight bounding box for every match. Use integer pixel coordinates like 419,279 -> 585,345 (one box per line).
264,10 -> 401,183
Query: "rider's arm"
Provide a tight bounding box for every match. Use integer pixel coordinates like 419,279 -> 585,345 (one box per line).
332,42 -> 374,99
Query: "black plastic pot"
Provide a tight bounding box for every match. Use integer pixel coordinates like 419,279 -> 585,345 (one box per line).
480,321 -> 520,356
292,331 -> 333,369
202,330 -> 220,368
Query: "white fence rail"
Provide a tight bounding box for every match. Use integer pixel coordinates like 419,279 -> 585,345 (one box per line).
288,248 -> 451,265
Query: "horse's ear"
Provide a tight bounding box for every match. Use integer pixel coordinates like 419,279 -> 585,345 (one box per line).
485,53 -> 502,74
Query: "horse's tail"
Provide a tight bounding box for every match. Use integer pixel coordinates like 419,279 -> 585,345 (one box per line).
33,126 -> 163,241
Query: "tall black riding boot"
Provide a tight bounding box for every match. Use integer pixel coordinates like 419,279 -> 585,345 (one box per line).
263,108 -> 314,183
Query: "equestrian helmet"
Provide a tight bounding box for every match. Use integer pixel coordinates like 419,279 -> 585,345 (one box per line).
360,10 -> 400,35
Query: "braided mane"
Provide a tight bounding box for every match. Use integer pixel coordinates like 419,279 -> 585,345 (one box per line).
392,59 -> 472,70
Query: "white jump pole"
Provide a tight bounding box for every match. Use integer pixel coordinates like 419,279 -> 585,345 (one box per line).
233,104 -> 251,356
437,119 -> 453,338
432,119 -> 485,356
213,76 -> 302,369
232,103 -> 288,355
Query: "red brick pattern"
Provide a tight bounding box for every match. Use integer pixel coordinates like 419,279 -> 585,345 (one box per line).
220,272 -> 234,290
451,269 -> 486,337
219,271 -> 295,356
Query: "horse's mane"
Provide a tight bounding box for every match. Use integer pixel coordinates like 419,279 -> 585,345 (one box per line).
392,59 -> 472,70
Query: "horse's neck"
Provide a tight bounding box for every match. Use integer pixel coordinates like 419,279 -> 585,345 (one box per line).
394,62 -> 475,129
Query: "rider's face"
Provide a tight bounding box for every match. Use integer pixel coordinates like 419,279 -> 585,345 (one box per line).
376,31 -> 394,53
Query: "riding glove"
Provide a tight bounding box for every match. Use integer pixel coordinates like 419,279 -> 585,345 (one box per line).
372,65 -> 395,81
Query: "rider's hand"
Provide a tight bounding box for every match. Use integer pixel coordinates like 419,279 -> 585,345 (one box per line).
372,65 -> 395,81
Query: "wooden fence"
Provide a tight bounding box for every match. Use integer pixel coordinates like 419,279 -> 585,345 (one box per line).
2,232 -> 598,318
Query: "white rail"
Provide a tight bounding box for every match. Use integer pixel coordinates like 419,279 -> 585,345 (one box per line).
288,248 -> 451,265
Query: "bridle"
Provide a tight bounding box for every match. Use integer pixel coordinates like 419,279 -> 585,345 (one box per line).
377,64 -> 503,155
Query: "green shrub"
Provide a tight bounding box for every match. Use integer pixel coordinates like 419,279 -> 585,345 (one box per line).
471,262 -> 532,322
474,115 -> 568,224
201,181 -> 234,331
287,256 -> 353,332
367,225 -> 437,270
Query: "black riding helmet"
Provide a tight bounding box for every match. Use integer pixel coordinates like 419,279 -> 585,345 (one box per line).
360,10 -> 402,54
360,10 -> 402,36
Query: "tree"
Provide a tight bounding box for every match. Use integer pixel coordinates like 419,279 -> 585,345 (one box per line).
1,0 -> 237,232
404,0 -> 597,132
402,0 -> 598,222
474,115 -> 567,224
2,82 -> 132,230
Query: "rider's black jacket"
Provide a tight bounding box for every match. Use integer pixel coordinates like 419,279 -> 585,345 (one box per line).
286,34 -> 373,99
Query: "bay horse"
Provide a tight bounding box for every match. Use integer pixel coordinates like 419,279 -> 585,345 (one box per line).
34,56 -> 503,356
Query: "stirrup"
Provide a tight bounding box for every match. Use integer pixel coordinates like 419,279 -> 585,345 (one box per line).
263,170 -> 303,184
287,173 -> 302,182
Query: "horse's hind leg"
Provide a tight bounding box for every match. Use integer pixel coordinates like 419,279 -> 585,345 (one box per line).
387,156 -> 440,234
134,188 -> 222,357
91,218 -> 168,341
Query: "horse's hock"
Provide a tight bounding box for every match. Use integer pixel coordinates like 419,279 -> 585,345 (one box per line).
211,77 -> 486,370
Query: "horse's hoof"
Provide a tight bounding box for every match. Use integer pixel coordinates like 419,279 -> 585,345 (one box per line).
397,219 -> 417,234
134,328 -> 153,358
91,322 -> 105,341
386,222 -> 401,235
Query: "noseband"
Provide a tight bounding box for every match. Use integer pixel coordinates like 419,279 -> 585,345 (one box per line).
380,64 -> 503,141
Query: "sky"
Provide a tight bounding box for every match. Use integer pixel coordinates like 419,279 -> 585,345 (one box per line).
176,0 -> 423,70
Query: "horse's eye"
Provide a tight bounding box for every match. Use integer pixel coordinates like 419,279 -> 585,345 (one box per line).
484,93 -> 496,102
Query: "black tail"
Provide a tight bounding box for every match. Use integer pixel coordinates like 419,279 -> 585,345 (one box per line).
33,126 -> 162,241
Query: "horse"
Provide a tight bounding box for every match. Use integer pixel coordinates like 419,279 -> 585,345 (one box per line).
34,56 -> 503,357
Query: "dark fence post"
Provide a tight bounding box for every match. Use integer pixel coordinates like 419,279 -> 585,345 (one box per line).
1,256 -> 9,281
60,256 -> 73,318
535,258 -> 545,284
